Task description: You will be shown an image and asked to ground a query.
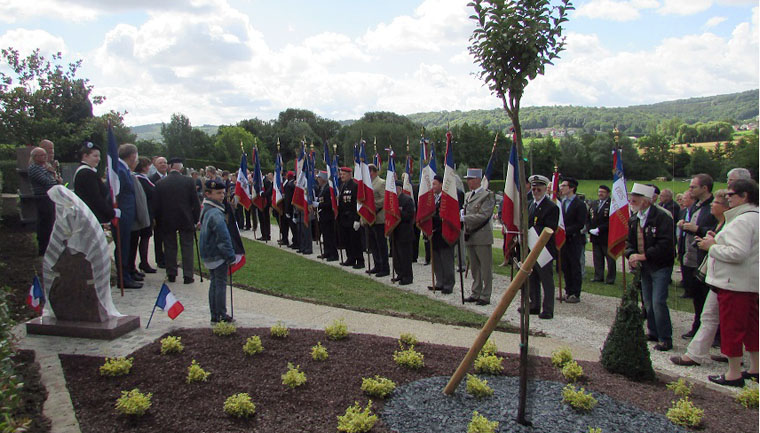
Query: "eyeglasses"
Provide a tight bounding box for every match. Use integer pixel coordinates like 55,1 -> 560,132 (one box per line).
712,201 -> 729,206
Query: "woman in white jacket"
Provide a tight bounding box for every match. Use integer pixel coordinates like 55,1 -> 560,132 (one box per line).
697,178 -> 759,387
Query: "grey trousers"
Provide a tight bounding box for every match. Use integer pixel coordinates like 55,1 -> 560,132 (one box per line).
432,245 -> 455,292
467,244 -> 492,302
163,229 -> 195,278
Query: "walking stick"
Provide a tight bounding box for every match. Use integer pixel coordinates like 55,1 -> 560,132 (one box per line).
228,265 -> 234,320
457,229 -> 465,304
194,231 -> 203,283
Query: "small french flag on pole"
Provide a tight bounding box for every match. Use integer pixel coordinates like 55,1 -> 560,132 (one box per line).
155,284 -> 184,320
27,275 -> 44,313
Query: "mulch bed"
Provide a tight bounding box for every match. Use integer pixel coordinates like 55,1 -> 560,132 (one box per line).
12,350 -> 51,433
60,327 -> 757,433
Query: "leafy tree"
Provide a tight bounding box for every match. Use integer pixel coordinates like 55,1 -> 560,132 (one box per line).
212,126 -> 269,171
636,133 -> 672,179
687,147 -> 721,179
528,136 -> 559,177
161,113 -> 193,159
728,135 -> 759,180
0,47 -> 105,160
672,148 -> 691,178
135,139 -> 166,159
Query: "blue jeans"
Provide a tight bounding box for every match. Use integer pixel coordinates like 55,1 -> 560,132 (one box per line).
641,265 -> 673,343
208,264 -> 228,320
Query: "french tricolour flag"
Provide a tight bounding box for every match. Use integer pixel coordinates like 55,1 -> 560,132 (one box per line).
502,143 -> 521,257
441,131 -> 461,245
155,283 -> 184,319
235,152 -> 252,210
383,151 -> 401,237
27,275 -> 44,313
608,148 -> 629,259
415,138 -> 436,237
357,141 -> 376,224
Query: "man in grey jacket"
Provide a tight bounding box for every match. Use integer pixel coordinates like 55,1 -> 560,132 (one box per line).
462,168 -> 495,305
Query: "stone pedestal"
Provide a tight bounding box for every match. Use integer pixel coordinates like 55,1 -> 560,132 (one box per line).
25,315 -> 140,340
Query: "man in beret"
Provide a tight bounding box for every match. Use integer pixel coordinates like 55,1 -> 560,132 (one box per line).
527,174 -> 559,318
338,167 -> 364,268
559,176 -> 587,303
282,171 -> 297,248
625,183 -> 675,351
588,185 -> 615,284
154,158 -> 201,284
462,168 -> 495,305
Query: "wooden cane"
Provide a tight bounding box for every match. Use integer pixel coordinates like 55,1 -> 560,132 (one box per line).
443,227 -> 554,395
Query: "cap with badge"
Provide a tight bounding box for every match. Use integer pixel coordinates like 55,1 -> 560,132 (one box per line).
630,183 -> 655,199
168,157 -> 183,165
81,141 -> 101,152
205,179 -> 225,190
529,174 -> 550,186
464,168 -> 482,179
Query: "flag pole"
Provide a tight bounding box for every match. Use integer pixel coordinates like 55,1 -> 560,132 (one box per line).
194,231 -> 203,283
429,235 -> 437,290
115,225 -> 124,297
229,265 -> 234,320
145,281 -> 164,329
457,228 -> 465,304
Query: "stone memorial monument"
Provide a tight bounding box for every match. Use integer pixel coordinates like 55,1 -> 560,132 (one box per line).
26,185 -> 140,339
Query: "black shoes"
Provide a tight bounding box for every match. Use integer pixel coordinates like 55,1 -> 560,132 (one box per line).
183,277 -> 195,284
352,263 -> 365,269
670,356 -> 700,366
399,279 -> 413,285
440,289 -> 453,294
681,330 -> 696,340
463,296 -> 478,303
375,271 -> 390,277
326,257 -> 338,262
653,341 -> 673,351
539,312 -> 553,319
139,263 -> 157,273
646,334 -> 658,342
122,280 -> 143,289
168,275 -> 176,283
476,300 -> 490,306
742,371 -> 759,380
708,374 -> 744,387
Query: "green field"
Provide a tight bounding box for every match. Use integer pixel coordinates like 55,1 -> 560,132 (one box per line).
575,179 -> 729,199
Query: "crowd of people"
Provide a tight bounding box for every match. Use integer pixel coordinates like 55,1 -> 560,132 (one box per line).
27,139 -> 757,387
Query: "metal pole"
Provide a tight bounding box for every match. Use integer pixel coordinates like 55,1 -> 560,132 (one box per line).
429,236 -> 436,290
115,225 -> 124,297
457,229 -> 465,304
364,224 -> 372,273
194,231 -> 203,283
228,265 -> 234,320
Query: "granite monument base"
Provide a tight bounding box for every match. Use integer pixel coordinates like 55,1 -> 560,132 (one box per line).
26,315 -> 140,340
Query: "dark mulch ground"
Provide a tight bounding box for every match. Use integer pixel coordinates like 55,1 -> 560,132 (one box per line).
60,328 -> 757,433
12,350 -> 51,433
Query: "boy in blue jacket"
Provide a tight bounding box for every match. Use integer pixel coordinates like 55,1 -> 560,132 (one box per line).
199,179 -> 236,323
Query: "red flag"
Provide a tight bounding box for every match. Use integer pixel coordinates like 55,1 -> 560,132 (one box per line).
608,149 -> 629,259
502,143 -> 520,258
383,152 -> 401,236
551,171 -> 566,249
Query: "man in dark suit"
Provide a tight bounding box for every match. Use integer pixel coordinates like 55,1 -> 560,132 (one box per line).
154,158 -> 201,284
393,181 -> 416,285
112,144 -> 142,289
149,156 -> 168,268
338,167 -> 364,268
283,171 -> 298,249
257,173 -> 274,240
527,175 -> 559,319
316,172 -> 339,261
588,184 -> 615,284
559,176 -> 587,303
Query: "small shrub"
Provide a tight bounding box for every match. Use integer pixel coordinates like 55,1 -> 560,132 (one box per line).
337,400 -> 377,433
212,321 -> 237,336
100,357 -> 133,377
551,347 -> 573,368
186,360 -> 210,384
224,393 -> 256,418
466,374 -> 494,399
399,332 -> 418,346
271,321 -> 289,338
561,360 -> 584,382
160,336 -> 184,355
361,375 -> 396,398
243,336 -> 264,356
473,353 -> 503,375
479,339 -> 498,357
282,362 -> 307,389
735,380 -> 759,409
666,397 -> 703,428
393,344 -> 424,369
467,411 -> 498,433
588,428 -> 602,433
562,385 -> 598,412
311,342 -> 329,361
115,388 -> 152,416
666,378 -> 692,398
325,318 -> 349,340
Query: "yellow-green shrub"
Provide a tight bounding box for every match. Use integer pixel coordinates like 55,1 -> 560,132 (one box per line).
224,393 -> 256,418
186,360 -> 210,384
666,397 -> 703,428
325,318 -> 349,340
479,339 -> 498,357
337,400 -> 377,433
160,336 -> 184,355
467,411 -> 498,433
735,380 -> 759,409
666,378 -> 692,398
311,342 -> 329,361
562,385 -> 598,412
399,333 -> 418,346
271,321 -> 289,338
282,362 -> 307,389
361,376 -> 396,398
473,354 -> 503,375
393,344 -> 424,369
551,347 -> 573,368
561,360 -> 584,382
115,388 -> 152,416
212,321 -> 236,336
588,428 -> 602,433
466,374 -> 494,399
100,357 -> 133,377
243,336 -> 264,356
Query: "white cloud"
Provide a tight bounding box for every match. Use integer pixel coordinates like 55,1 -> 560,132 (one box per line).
704,16 -> 727,28
658,0 -> 712,15
0,0 -> 99,23
0,29 -> 67,57
575,0 -> 659,22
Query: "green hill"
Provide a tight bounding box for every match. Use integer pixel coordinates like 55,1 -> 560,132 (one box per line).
130,123 -> 219,142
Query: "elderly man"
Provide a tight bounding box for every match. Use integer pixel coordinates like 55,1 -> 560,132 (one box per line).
589,185 -> 615,284
149,156 -> 169,268
338,167 -> 364,268
462,168 -> 495,306
430,175 -> 456,294
527,175 -> 559,319
154,158 -> 201,284
626,183 -> 675,351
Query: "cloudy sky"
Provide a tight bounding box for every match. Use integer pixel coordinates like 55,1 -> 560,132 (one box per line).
0,0 -> 757,126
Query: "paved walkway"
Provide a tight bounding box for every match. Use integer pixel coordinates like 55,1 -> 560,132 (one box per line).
14,231 -> 741,433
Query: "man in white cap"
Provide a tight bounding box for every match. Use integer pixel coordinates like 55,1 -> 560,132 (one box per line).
461,168 -> 495,305
625,183 -> 675,351
527,174 -> 559,319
